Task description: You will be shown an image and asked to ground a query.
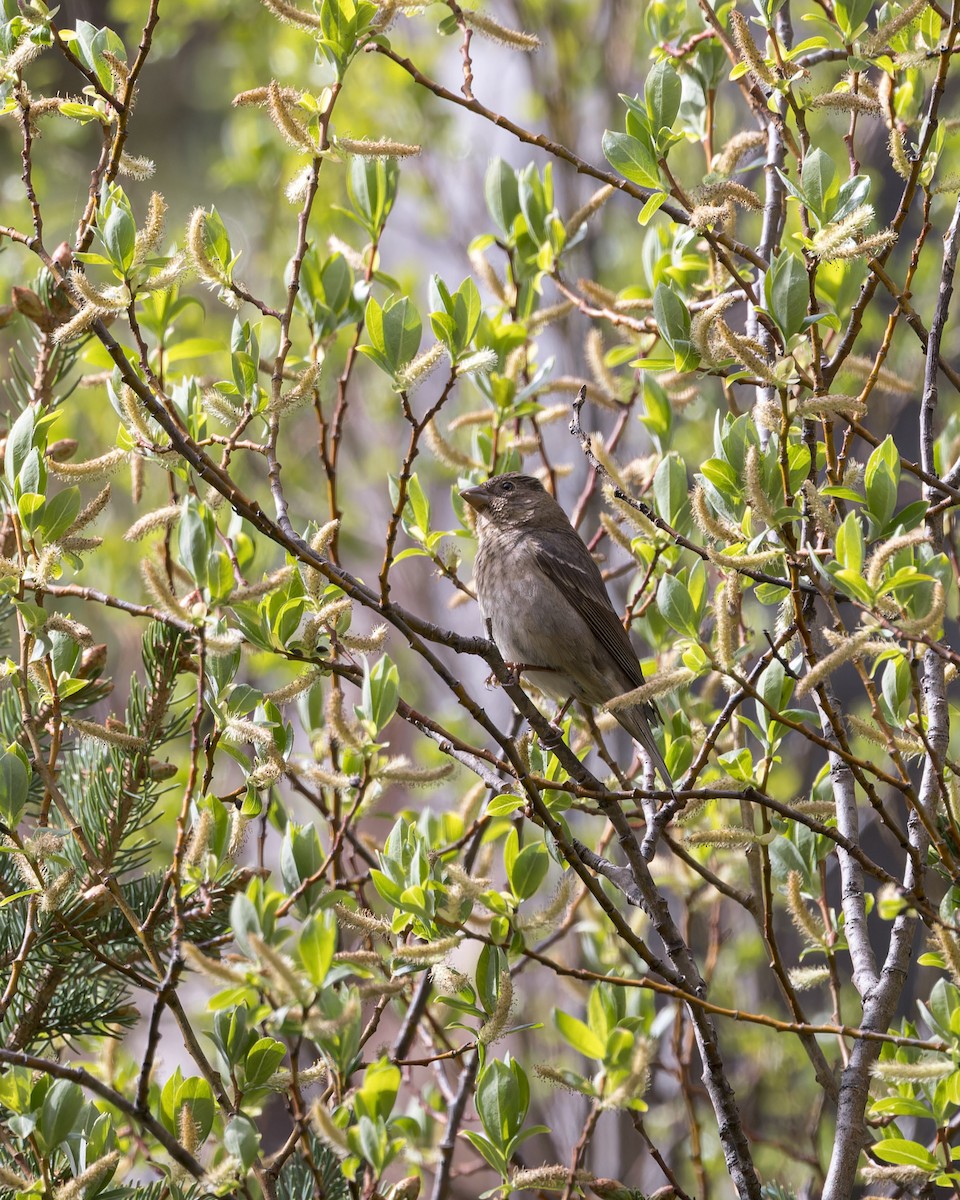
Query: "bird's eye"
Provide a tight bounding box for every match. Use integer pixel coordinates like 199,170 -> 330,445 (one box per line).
500,480 -> 515,492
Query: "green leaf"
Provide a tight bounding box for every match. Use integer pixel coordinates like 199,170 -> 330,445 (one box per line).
163,336 -> 223,364
475,1059 -> 521,1146
672,340 -> 700,372
430,272 -> 480,356
554,1009 -> 605,1059
176,1076 -> 215,1143
280,821 -> 323,896
201,206 -> 234,278
366,294 -> 422,379
211,1004 -> 255,1068
298,910 -> 338,986
381,295 -> 422,372
834,0 -> 873,39
348,155 -> 398,237
73,21 -> 126,91
225,1115 -> 260,1172
231,319 -> 260,402
880,654 -> 911,724
601,129 -> 661,189
507,839 -> 549,900
864,435 -> 900,531
652,282 -> 699,371
100,186 -> 137,273
405,472 -> 430,538
17,492 -> 44,535
920,3 -> 942,48
230,892 -> 262,958
39,1079 -> 84,1149
821,485 -> 865,503
757,659 -> 786,725
657,574 -> 700,639
462,1130 -> 509,1178
485,158 -> 521,236
503,826 -> 519,883
41,487 -> 81,543
486,793 -> 523,816
769,833 -> 816,890
0,748 -> 30,827
870,1096 -> 936,1119
5,407 -> 35,493
888,498 -> 929,533
775,166 -> 810,209
588,984 -> 621,1045
832,173 -> 871,223
429,310 -> 457,353
699,457 -> 740,497
58,100 -> 108,124
17,444 -> 43,501
160,1066 -> 184,1135
644,61 -> 682,135
765,251 -> 809,340
800,148 -> 837,223
360,655 -> 399,734
364,295 -> 385,354
832,568 -> 875,604
244,1037 -> 287,1087
870,1137 -> 939,1172
653,453 -> 689,528
835,511 -> 864,575
453,277 -> 482,350
178,497 -> 212,590
639,375 -> 671,446
371,869 -> 403,907
924,978 -> 960,1040
638,190 -> 668,225
653,282 -> 690,349
783,444 -> 808,499
355,1057 -> 401,1123
14,600 -> 48,634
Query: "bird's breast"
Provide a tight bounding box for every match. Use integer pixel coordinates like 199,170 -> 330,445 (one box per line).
476,537 -> 601,703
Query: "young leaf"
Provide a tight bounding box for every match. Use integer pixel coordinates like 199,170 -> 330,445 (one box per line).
244,1037 -> 287,1087
485,158 -> 521,236
644,60 -> 682,136
765,250 -> 809,340
800,148 -> 837,223
601,130 -> 661,190
554,1009 -> 605,1059
0,748 -> 30,828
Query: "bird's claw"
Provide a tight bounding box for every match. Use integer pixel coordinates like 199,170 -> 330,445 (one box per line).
486,662 -> 529,688
540,720 -> 565,745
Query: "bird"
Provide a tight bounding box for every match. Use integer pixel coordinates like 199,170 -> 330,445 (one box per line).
460,472 -> 670,785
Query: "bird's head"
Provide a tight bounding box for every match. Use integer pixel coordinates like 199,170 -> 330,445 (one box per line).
460,473 -> 562,530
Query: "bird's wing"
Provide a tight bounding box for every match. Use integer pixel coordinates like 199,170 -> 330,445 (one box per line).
532,528 -> 646,689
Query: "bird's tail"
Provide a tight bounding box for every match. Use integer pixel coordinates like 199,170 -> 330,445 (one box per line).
612,704 -> 671,787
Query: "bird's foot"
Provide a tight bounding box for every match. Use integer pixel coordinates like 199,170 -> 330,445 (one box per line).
543,721 -> 565,745
487,661 -> 561,688
491,661 -> 544,687
485,663 -> 524,688
484,665 -> 520,688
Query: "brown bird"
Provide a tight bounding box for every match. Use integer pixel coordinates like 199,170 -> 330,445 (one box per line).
461,472 -> 670,785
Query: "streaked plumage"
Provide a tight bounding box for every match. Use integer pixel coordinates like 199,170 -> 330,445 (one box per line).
461,472 -> 670,784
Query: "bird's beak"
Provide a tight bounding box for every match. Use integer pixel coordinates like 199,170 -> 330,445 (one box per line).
460,485 -> 490,513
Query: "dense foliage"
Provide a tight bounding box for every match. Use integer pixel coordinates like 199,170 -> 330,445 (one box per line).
1,0 -> 960,1197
